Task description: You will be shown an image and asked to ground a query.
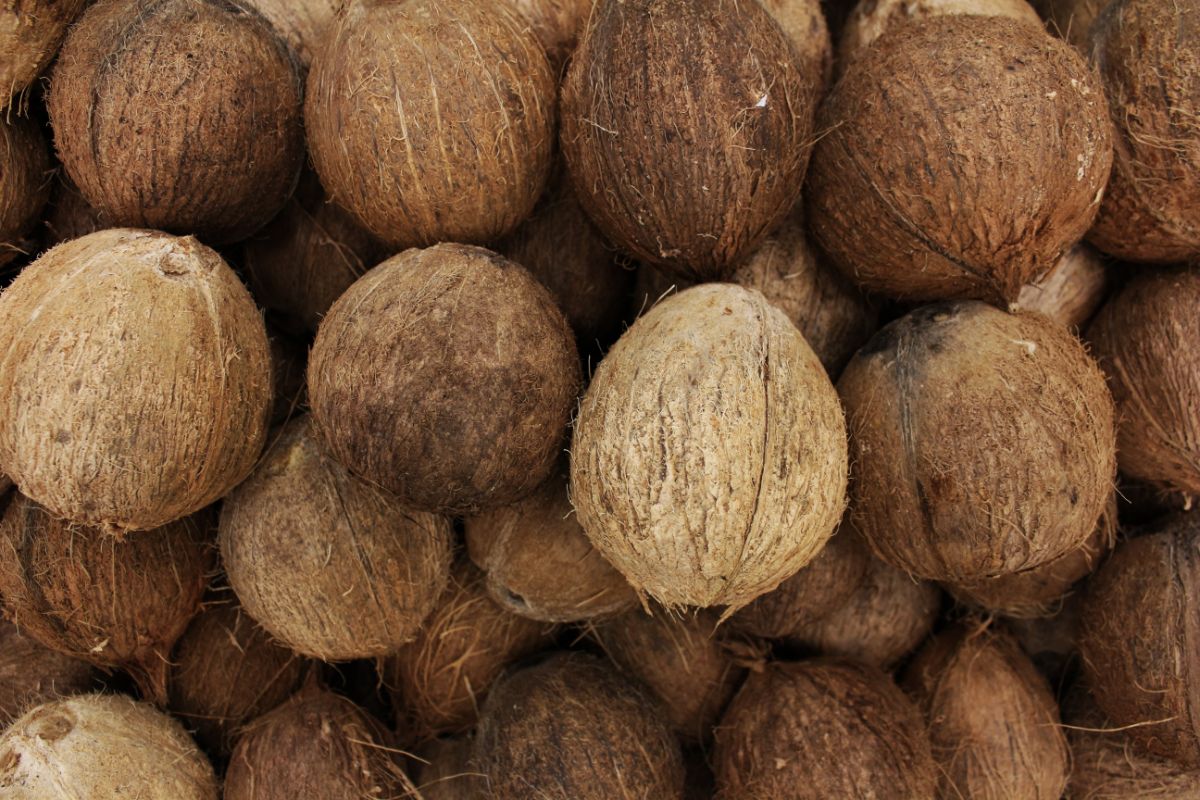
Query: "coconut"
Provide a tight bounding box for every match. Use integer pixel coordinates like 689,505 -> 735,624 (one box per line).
713,659 -> 937,798
0,1 -> 88,109
839,302 -> 1115,583
572,284 -> 848,610
306,0 -> 554,251
416,736 -> 487,800
0,494 -> 212,703
1086,0 -> 1200,262
225,683 -> 415,800
308,243 -> 580,516
267,330 -> 307,426
757,0 -> 834,90
0,694 -> 218,799
48,0 -> 304,244
41,177 -> 106,251
220,416 -> 453,662
1038,0 -> 1108,50
474,652 -> 685,799
0,620 -> 93,726
1089,269 -> 1200,497
561,0 -> 820,281
383,564 -> 554,740
0,114 -> 50,268
1013,243 -> 1109,328
1007,597 -> 1083,683
0,229 -> 272,532
808,17 -> 1112,303
241,0 -> 338,69
1079,511 -> 1200,768
169,600 -> 309,757
903,625 -> 1070,799
838,0 -> 1042,65
506,0 -> 593,72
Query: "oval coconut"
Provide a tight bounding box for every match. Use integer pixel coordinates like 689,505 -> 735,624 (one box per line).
49,0 -> 304,244
713,659 -> 937,799
0,0 -> 88,110
416,735 -> 487,800
572,284 -> 848,610
903,625 -> 1070,800
839,0 -> 1042,65
220,416 -> 453,662
758,0 -> 834,90
808,16 -> 1112,303
1087,0 -> 1200,262
0,620 -> 93,727
241,0 -> 339,69
506,0 -> 593,73
1013,243 -> 1109,328
561,0 -> 820,281
0,494 -> 212,704
0,114 -> 51,268
308,243 -> 580,516
41,177 -> 106,251
0,694 -> 218,799
0,228 -> 272,532
839,301 -> 1116,583
474,652 -> 685,800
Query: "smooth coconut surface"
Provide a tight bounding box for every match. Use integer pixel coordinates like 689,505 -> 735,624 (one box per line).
1013,243 -> 1109,329
241,0 -> 339,69
0,114 -> 51,268
0,0 -> 88,109
838,0 -> 1041,65
0,620 -> 93,727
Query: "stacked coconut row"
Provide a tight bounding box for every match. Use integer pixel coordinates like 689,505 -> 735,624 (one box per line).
0,0 -> 1198,797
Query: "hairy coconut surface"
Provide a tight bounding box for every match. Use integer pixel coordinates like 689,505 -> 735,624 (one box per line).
0,620 -> 93,727
561,0 -> 820,281
903,625 -> 1070,799
839,0 -> 1041,64
416,736 -> 487,800
241,0 -> 338,69
714,659 -> 937,799
0,114 -> 50,268
0,694 -> 218,799
1087,0 -> 1200,262
808,16 -> 1111,303
1014,243 -> 1109,328
0,1 -> 88,110
474,652 -> 685,800
506,0 -> 593,72
309,243 -> 580,516
757,0 -> 834,90
839,302 -> 1116,583
572,284 -> 847,610
1038,0 -> 1109,50
220,417 -> 453,662
48,0 -> 304,245
40,178 -> 106,251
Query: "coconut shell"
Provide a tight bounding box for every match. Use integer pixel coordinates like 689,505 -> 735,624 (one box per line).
1038,0 -> 1109,50
839,302 -> 1116,583
41,177 -> 106,251
1089,269 -> 1200,497
808,16 -> 1112,303
474,652 -> 685,800
0,229 -> 272,532
0,693 -> 218,799
0,114 -> 50,268
1086,0 -> 1200,262
572,284 -> 848,610
48,0 -> 304,245
1014,243 -> 1110,329
561,0 -> 820,281
506,0 -> 593,73
839,0 -> 1042,65
713,659 -> 937,799
1079,512 -> 1200,768
465,466 -> 638,624
308,243 -> 580,516
903,625 -> 1070,799
416,736 -> 486,800
220,416 -> 453,662
758,0 -> 834,90
0,620 -> 93,727
0,0 -> 88,110
241,0 -> 338,69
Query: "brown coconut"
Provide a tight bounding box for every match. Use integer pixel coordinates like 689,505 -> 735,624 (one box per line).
903,625 -> 1070,800
308,243 -> 580,516
1013,243 -> 1110,328
416,736 -> 487,800
505,0 -> 594,73
808,17 -> 1112,303
220,416 -> 453,662
839,0 -> 1042,65
168,600 -> 309,757
0,694 -> 218,799
383,564 -> 554,740
1079,511 -> 1200,767
1006,597 -> 1083,682
713,659 -> 937,799
41,177 -> 106,251
241,0 -> 339,69
839,302 -> 1116,583
1087,0 -> 1200,262
757,0 -> 834,90
0,229 -> 272,532
0,114 -> 50,268
48,0 -> 304,244
0,620 -> 93,727
474,652 -> 685,800
267,330 -> 307,425
1038,0 -> 1109,51
572,284 -> 848,610
306,0 -> 555,251
465,466 -> 638,623
1089,269 -> 1200,497
561,0 -> 821,281
0,1 -> 88,109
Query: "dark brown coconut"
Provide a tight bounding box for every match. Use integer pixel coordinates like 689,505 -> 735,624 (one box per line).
169,600 -> 309,757
267,330 -> 307,425
0,229 -> 272,532
474,652 -> 685,800
0,0 -> 88,109
1089,269 -> 1200,496
220,416 -> 453,662
713,659 -> 937,799
306,0 -> 555,251
242,0 -> 339,69
839,0 -> 1041,65
308,243 -> 580,516
758,0 -> 834,90
1006,596 -> 1083,682
1087,0 -> 1200,262
465,466 -> 638,623
0,620 -> 93,726
48,0 -> 304,244
0,114 -> 50,268
561,0 -> 820,281
41,177 -> 106,251
1038,0 -> 1108,50
0,494 -> 213,704
416,736 -> 487,800
506,0 -> 594,72
839,302 -> 1116,583
808,16 -> 1112,303
1079,511 -> 1200,768
903,625 -> 1070,799
1014,243 -> 1110,328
